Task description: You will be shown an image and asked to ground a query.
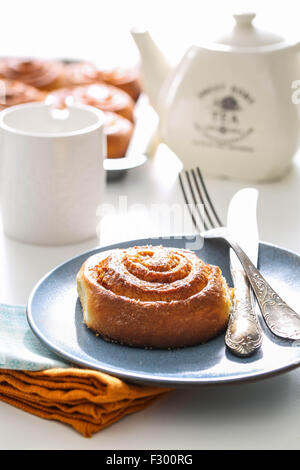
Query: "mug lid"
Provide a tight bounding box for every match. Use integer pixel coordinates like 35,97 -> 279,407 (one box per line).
215,12 -> 284,48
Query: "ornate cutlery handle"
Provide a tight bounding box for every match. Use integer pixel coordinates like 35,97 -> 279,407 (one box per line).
225,268 -> 263,356
227,236 -> 300,341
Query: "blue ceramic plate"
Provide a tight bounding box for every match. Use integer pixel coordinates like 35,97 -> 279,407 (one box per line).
27,236 -> 300,387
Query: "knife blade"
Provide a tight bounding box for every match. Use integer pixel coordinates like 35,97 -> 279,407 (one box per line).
227,188 -> 259,267
225,188 -> 263,357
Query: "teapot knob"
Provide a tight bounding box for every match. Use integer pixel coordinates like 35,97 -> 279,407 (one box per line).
233,12 -> 256,27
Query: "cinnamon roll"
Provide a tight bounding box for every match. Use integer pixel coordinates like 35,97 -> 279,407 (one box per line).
47,83 -> 134,121
97,67 -> 141,101
104,111 -> 133,158
0,58 -> 64,91
77,245 -> 233,349
0,79 -> 45,110
61,61 -> 98,87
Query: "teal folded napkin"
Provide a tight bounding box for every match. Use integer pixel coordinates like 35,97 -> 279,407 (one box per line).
0,303 -> 68,371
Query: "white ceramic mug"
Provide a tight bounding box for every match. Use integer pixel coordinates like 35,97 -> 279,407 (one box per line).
0,102 -> 106,245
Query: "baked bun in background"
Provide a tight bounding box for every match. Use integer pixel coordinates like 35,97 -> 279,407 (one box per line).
0,58 -> 64,91
104,111 -> 133,158
47,83 -> 135,121
77,245 -> 233,349
97,66 -> 141,101
61,61 -> 98,87
0,79 -> 45,110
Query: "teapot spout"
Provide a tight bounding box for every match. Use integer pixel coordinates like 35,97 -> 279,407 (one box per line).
131,27 -> 172,110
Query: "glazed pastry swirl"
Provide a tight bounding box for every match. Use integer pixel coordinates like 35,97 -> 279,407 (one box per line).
97,66 -> 141,101
62,62 -> 98,87
104,111 -> 133,159
77,246 -> 232,348
0,58 -> 63,90
0,79 -> 45,110
47,83 -> 135,121
96,246 -> 210,301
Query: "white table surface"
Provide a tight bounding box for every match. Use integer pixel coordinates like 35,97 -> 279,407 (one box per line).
0,144 -> 300,450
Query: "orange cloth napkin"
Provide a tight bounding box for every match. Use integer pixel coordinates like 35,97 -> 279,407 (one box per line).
0,367 -> 170,437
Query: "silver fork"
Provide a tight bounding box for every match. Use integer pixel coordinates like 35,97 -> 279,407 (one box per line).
179,168 -> 300,342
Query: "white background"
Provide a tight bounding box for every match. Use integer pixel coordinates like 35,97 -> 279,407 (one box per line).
2,0 -> 300,67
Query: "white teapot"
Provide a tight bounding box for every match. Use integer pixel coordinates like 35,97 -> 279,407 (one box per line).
132,13 -> 300,181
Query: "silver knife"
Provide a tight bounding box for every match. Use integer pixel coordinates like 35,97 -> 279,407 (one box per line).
225,188 -> 263,357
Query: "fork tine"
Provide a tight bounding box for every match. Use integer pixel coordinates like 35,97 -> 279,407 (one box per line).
196,167 -> 223,227
178,172 -> 203,233
185,170 -> 209,231
179,170 -> 208,231
191,168 -> 216,229
179,168 -> 223,232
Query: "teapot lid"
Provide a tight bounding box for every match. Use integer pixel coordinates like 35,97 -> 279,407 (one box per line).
215,12 -> 284,48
